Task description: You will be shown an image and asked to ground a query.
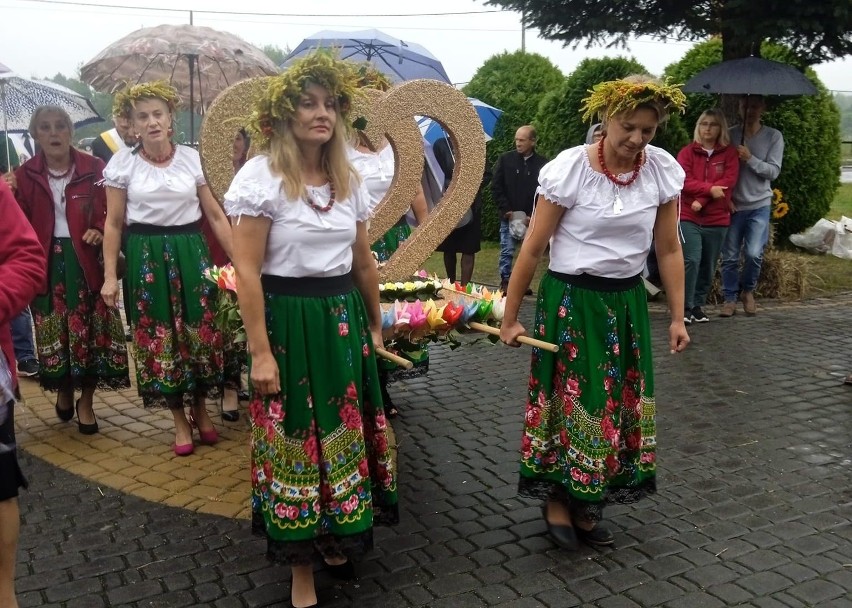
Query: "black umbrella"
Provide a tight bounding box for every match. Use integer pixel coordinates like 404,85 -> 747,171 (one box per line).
682,56 -> 817,96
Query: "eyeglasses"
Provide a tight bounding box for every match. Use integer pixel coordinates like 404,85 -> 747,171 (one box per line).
698,122 -> 721,128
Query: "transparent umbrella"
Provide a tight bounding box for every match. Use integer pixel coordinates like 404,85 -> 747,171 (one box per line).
81,24 -> 279,140
283,28 -> 451,84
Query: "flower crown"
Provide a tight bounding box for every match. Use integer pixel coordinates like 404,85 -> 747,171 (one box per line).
356,62 -> 393,92
113,80 -> 181,119
581,78 -> 687,123
246,50 -> 362,150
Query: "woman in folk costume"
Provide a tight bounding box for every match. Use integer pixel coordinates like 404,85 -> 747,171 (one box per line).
225,52 -> 398,608
100,81 -> 233,456
14,105 -> 130,433
500,75 -> 690,549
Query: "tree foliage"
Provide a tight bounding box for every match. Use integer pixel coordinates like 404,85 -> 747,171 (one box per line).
664,39 -> 841,242
486,0 -> 852,64
534,56 -> 690,159
463,51 -> 564,240
261,44 -> 288,67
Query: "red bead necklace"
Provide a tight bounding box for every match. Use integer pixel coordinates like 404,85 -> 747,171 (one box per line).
597,137 -> 643,187
140,143 -> 176,164
304,183 -> 336,213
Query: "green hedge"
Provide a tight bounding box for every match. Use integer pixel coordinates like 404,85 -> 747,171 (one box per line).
463,51 -> 565,241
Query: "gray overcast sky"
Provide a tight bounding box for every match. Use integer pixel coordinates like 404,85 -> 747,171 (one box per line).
2,0 -> 850,93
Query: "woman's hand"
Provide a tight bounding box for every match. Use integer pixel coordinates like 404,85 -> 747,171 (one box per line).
500,319 -> 527,348
250,352 -> 280,395
101,278 -> 119,307
370,327 -> 383,353
690,201 -> 703,213
2,172 -> 16,190
709,185 -> 727,199
669,321 -> 690,354
82,229 -> 103,246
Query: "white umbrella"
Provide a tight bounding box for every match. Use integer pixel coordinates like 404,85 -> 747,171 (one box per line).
0,62 -> 104,169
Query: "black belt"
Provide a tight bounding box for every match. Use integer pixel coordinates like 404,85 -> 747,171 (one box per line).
548,270 -> 642,292
261,272 -> 354,297
127,220 -> 201,235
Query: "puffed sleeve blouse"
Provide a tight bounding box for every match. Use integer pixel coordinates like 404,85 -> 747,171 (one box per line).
537,144 -> 685,279
102,145 -> 206,227
223,155 -> 371,278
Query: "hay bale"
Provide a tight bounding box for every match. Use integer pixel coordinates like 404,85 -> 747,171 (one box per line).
706,248 -> 810,303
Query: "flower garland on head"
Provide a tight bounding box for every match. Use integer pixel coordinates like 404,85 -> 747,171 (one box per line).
112,80 -> 181,120
246,50 -> 362,150
355,62 -> 393,92
580,77 -> 687,124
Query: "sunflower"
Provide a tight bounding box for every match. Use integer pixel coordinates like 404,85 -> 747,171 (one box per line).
772,202 -> 789,219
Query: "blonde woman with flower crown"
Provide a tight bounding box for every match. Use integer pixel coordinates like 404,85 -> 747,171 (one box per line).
500,75 -> 690,550
224,52 -> 398,608
100,81 -> 233,456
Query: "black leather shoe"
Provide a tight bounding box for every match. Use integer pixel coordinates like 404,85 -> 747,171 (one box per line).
55,399 -> 74,422
576,523 -> 615,547
541,504 -> 579,550
221,409 -> 240,422
324,559 -> 356,580
75,400 -> 99,435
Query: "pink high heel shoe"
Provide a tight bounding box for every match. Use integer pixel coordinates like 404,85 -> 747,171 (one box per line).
188,412 -> 219,445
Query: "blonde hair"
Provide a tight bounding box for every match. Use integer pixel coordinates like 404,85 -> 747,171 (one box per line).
693,108 -> 730,147
267,107 -> 356,202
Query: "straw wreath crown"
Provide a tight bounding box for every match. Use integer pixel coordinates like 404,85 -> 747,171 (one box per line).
246,50 -> 363,150
581,77 -> 687,123
112,80 -> 181,119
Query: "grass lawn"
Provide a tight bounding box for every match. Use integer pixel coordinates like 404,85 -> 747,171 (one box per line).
420,182 -> 852,299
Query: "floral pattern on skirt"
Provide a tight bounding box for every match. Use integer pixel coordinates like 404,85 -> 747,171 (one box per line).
127,231 -> 224,408
32,238 -> 130,392
250,288 -> 398,565
518,272 -> 657,522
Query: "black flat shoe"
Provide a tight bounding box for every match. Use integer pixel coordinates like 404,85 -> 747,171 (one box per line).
237,389 -> 250,401
75,400 -> 99,435
221,409 -> 240,422
541,504 -> 579,550
576,523 -> 615,547
55,399 -> 74,422
324,559 -> 356,580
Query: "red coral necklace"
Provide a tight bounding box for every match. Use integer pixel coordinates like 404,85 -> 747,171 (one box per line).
140,144 -> 176,164
305,183 -> 336,213
597,137 -> 643,187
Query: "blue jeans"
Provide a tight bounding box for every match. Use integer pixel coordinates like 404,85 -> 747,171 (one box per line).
720,206 -> 771,302
681,222 -> 727,310
11,308 -> 35,363
499,220 -> 521,282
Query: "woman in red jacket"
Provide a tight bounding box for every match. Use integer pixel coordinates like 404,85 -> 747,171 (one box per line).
676,108 -> 740,324
0,177 -> 45,606
14,106 -> 130,434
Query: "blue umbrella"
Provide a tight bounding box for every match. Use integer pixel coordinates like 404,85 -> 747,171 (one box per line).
417,98 -> 503,144
282,28 -> 451,84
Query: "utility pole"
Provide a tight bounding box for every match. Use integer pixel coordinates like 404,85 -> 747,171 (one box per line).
189,10 -> 194,25
521,10 -> 526,52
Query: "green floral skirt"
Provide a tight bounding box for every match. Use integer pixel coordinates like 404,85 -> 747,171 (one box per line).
250,281 -> 399,565
518,271 -> 657,522
32,238 -> 130,392
371,222 -> 411,263
126,228 -> 224,408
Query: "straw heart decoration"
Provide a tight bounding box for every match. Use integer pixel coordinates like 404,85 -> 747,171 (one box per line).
198,77 -> 270,203
358,79 -> 486,282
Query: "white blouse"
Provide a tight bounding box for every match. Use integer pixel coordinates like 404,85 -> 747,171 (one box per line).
102,146 -> 206,226
538,145 -> 685,279
49,170 -> 72,238
347,145 -> 394,213
223,156 -> 371,277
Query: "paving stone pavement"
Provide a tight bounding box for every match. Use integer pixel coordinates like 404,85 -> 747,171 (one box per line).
12,295 -> 852,607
